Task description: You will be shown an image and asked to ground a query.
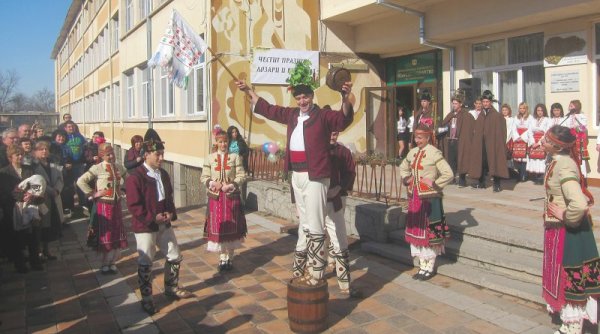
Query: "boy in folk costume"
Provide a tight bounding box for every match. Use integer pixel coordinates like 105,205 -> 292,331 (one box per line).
400,122 -> 453,280
324,131 -> 359,297
125,129 -> 192,315
200,130 -> 247,272
411,90 -> 437,146
236,61 -> 354,286
439,90 -> 469,186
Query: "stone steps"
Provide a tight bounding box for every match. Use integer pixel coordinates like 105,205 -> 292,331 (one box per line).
362,181 -> 600,305
361,241 -> 544,304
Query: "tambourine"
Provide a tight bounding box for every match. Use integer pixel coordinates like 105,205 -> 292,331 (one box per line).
325,67 -> 351,92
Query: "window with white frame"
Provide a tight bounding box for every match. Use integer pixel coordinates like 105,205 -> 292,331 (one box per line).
472,33 -> 545,110
126,72 -> 135,118
159,68 -> 174,116
111,16 -> 119,53
139,0 -> 152,19
187,58 -> 206,116
113,83 -> 121,121
141,66 -> 151,117
125,0 -> 133,31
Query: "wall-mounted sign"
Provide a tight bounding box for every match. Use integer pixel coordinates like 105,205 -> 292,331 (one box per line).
550,71 -> 579,92
385,52 -> 440,85
251,49 -> 319,85
544,31 -> 587,67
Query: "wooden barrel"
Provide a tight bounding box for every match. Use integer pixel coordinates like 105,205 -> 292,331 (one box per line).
287,278 -> 329,333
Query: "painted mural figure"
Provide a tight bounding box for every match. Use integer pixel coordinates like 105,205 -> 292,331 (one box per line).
235,66 -> 354,287
542,125 -> 599,334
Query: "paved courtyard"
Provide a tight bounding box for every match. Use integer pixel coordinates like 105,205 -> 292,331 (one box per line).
0,204 -> 588,333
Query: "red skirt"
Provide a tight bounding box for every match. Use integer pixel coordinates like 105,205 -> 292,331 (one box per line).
96,201 -> 128,252
529,131 -> 546,160
204,191 -> 247,243
512,128 -> 528,160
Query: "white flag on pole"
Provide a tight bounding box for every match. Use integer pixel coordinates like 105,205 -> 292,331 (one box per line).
148,9 -> 208,88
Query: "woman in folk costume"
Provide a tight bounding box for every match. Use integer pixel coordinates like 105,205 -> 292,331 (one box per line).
542,125 -> 600,334
201,130 -> 247,272
400,121 -> 453,280
527,104 -> 551,184
512,102 -> 531,182
561,100 -> 590,176
550,103 -> 566,127
77,143 -> 128,274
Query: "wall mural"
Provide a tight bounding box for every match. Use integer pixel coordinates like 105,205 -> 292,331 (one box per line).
210,0 -> 372,154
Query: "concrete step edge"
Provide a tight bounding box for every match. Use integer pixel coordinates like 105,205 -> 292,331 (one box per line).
361,241 -> 544,305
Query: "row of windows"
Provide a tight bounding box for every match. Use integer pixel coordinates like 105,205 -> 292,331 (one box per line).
126,0 -> 154,32
123,62 -> 206,120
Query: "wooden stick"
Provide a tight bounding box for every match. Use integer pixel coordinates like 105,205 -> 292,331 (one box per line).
206,46 -> 238,81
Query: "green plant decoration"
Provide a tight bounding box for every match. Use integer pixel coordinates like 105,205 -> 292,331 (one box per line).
286,60 -> 319,90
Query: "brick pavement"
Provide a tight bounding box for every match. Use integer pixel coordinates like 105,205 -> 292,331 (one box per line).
0,205 -> 571,333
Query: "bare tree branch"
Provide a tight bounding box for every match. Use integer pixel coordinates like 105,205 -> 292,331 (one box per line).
0,69 -> 20,112
31,88 -> 55,112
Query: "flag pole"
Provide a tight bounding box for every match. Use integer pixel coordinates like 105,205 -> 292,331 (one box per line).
206,47 -> 238,81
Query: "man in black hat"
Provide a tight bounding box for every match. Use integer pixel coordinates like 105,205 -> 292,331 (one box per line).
412,90 -> 436,145
466,90 -> 508,192
125,129 -> 192,315
235,78 -> 354,287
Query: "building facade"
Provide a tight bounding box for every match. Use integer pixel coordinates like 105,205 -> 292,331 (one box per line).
52,0 -> 600,204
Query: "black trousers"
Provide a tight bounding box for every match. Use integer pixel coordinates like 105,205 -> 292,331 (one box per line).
447,139 -> 459,174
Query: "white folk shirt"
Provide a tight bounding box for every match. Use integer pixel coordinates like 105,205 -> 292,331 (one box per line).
289,112 -> 310,151
143,162 -> 165,202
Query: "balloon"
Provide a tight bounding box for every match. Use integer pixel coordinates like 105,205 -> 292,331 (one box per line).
267,153 -> 278,162
276,141 -> 283,148
262,142 -> 271,154
267,142 -> 279,154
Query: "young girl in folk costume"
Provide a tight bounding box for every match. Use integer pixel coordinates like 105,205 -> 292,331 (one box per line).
527,104 -> 551,184
201,130 -> 247,272
550,103 -> 566,127
541,125 -> 599,334
77,143 -> 128,274
512,102 -> 531,182
561,100 -> 590,176
400,121 -> 453,280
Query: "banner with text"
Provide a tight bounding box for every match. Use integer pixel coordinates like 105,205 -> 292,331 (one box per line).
251,49 -> 319,85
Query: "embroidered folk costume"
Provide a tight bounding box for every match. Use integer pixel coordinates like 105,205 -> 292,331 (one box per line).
400,123 -> 453,280
542,126 -> 600,334
236,61 -> 354,286
324,132 -> 357,295
526,115 -> 550,176
125,129 -> 192,315
201,130 -> 247,271
77,143 -> 127,274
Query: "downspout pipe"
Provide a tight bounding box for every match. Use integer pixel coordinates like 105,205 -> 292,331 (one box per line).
376,0 -> 455,94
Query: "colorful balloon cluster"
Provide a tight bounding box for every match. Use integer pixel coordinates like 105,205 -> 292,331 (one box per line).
262,141 -> 283,162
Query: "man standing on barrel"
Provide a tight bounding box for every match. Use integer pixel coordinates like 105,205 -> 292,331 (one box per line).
236,61 -> 354,286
